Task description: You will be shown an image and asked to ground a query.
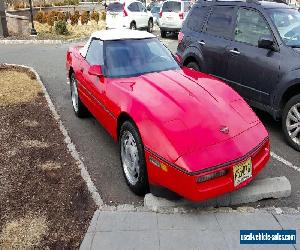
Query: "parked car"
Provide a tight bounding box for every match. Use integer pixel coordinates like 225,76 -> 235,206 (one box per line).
150,4 -> 162,25
177,0 -> 300,151
66,29 -> 270,201
159,0 -> 192,38
106,0 -> 154,32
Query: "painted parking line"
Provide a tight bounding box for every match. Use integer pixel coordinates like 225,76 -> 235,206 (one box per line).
271,151 -> 300,173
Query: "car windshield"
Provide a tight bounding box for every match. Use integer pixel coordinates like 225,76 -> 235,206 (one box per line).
107,2 -> 123,12
267,8 -> 300,47
105,38 -> 180,78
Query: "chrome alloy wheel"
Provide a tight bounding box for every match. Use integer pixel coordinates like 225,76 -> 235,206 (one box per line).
121,130 -> 140,185
286,103 -> 300,146
71,76 -> 79,113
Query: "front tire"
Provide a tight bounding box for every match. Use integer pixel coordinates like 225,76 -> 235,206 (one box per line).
147,19 -> 153,33
119,121 -> 149,195
70,73 -> 88,118
130,22 -> 136,30
282,94 -> 300,151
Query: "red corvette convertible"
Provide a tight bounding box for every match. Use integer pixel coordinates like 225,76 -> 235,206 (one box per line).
66,29 -> 270,201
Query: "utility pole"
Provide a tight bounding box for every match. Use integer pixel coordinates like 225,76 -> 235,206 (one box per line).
0,0 -> 9,37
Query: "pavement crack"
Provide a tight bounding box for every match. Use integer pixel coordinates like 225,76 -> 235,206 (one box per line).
214,214 -> 230,250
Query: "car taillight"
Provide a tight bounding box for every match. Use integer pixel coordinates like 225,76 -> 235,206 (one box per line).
178,31 -> 184,44
160,11 -> 163,17
123,3 -> 128,16
179,12 -> 184,19
196,169 -> 228,183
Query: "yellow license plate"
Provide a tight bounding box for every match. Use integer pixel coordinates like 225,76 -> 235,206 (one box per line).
233,158 -> 252,187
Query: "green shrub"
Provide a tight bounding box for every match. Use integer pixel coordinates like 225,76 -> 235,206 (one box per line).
35,11 -> 44,23
101,11 -> 106,21
80,11 -> 89,25
55,20 -> 69,35
91,11 -> 99,24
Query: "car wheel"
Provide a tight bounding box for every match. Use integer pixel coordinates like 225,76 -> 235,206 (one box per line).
130,22 -> 136,30
160,30 -> 166,38
186,61 -> 200,71
282,94 -> 300,151
119,121 -> 149,195
147,19 -> 153,33
70,73 -> 88,118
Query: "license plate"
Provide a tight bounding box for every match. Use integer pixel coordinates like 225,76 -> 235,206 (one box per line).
233,158 -> 252,187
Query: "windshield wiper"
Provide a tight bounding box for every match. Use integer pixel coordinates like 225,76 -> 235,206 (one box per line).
290,45 -> 300,48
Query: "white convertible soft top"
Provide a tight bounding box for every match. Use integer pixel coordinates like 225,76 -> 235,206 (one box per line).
79,29 -> 155,57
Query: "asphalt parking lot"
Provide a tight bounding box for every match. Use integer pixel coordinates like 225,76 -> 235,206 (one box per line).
1,29 -> 299,208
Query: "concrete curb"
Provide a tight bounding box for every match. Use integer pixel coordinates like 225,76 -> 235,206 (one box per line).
0,63 -> 104,207
0,37 -> 89,44
144,176 -> 291,212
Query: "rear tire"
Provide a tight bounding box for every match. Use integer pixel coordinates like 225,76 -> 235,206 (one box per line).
160,30 -> 166,38
282,94 -> 300,151
70,73 -> 88,118
147,19 -> 153,33
186,61 -> 200,71
130,22 -> 136,30
119,121 -> 149,195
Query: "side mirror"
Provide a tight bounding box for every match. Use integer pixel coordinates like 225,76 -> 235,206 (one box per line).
88,65 -> 103,77
258,36 -> 275,50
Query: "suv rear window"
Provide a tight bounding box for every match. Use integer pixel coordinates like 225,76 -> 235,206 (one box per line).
162,1 -> 181,13
205,6 -> 235,38
187,6 -> 209,32
107,2 -> 123,12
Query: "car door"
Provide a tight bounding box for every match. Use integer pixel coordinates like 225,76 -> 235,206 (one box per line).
226,7 -> 280,106
81,39 -> 109,125
199,5 -> 236,78
137,2 -> 149,27
128,2 -> 143,28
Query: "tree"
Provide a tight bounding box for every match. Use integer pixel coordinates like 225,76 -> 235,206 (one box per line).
0,0 -> 9,37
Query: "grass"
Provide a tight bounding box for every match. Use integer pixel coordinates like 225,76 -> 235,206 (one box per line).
35,20 -> 106,40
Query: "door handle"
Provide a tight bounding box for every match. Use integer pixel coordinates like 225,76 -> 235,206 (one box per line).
198,40 -> 205,46
229,49 -> 240,55
80,67 -> 84,72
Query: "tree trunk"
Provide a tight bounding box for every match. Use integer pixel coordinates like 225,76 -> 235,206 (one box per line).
0,0 -> 9,37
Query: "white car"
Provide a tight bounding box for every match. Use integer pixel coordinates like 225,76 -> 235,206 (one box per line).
159,0 -> 192,37
106,1 -> 154,32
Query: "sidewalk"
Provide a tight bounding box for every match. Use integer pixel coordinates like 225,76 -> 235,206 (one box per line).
80,208 -> 300,250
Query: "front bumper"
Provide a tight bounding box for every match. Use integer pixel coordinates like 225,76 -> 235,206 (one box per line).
145,135 -> 270,202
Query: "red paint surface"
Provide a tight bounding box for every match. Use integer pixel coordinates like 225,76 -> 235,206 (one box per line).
66,47 -> 270,201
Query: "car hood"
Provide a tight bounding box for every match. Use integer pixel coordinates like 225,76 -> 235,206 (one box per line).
114,69 -> 260,162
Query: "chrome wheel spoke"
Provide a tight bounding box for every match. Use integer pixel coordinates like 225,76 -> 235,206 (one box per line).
288,112 -> 298,123
292,106 -> 300,121
291,127 -> 300,138
287,123 -> 299,131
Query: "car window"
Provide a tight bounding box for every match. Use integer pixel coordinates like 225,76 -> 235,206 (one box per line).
162,1 -> 181,13
183,2 -> 192,12
137,2 -> 145,12
86,39 -> 104,65
107,2 -> 123,12
187,6 -> 209,33
128,2 -> 139,12
235,8 -> 272,46
205,6 -> 235,39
